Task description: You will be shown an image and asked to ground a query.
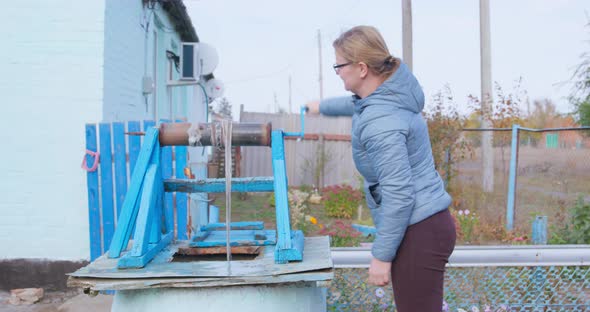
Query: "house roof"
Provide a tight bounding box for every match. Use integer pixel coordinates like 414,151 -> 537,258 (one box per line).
158,0 -> 199,42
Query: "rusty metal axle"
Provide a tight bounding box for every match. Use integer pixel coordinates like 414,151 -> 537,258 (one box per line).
158,122 -> 272,147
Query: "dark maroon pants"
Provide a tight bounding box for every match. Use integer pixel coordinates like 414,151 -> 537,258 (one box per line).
391,209 -> 456,312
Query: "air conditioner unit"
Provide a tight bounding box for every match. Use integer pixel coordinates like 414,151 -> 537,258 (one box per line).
180,42 -> 200,81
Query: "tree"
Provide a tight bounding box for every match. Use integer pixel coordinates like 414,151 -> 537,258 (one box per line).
569,20 -> 590,128
424,85 -> 471,189
215,97 -> 232,119
528,99 -> 558,129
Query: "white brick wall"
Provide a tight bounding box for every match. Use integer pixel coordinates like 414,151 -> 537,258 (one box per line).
102,0 -> 147,122
0,1 -> 206,261
0,0 -> 106,260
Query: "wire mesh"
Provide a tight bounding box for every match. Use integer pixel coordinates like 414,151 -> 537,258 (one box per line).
453,129 -> 514,243
452,128 -> 590,243
327,266 -> 590,311
514,129 -> 590,240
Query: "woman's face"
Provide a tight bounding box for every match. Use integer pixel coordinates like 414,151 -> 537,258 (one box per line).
335,52 -> 361,94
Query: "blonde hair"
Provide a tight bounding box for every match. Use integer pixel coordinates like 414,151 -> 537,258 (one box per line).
333,25 -> 398,78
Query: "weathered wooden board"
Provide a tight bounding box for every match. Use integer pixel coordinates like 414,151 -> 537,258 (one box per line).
68,270 -> 333,291
69,236 -> 332,280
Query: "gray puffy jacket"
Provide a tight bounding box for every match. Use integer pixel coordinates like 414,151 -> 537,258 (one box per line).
320,62 -> 451,262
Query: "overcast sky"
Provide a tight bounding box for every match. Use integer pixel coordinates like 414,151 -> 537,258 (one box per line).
185,0 -> 589,118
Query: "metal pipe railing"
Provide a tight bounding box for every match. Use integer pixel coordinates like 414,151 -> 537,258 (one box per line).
331,245 -> 590,268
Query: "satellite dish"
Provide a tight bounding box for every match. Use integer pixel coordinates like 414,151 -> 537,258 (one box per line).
198,42 -> 219,75
206,79 -> 225,99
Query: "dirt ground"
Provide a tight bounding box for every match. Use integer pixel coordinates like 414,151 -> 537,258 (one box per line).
0,290 -> 111,312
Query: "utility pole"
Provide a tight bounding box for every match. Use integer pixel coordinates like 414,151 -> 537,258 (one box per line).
402,0 -> 413,71
317,29 -> 325,189
288,75 -> 292,114
480,0 -> 494,193
317,29 -> 324,101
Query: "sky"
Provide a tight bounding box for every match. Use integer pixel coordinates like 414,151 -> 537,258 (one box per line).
185,0 -> 590,119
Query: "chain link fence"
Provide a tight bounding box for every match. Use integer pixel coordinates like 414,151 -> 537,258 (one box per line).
328,266 -> 590,311
452,127 -> 590,241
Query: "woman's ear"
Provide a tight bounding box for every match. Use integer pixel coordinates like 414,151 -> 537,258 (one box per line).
358,62 -> 369,79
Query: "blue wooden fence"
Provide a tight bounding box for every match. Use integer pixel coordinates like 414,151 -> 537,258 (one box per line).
84,120 -> 189,261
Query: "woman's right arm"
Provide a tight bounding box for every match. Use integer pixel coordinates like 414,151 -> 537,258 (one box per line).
306,96 -> 354,117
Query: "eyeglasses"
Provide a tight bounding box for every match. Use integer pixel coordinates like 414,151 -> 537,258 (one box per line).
333,62 -> 353,74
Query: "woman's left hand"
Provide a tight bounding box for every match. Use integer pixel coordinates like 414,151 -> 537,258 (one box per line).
368,257 -> 392,286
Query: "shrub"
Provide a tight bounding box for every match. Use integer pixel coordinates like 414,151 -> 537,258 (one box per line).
549,196 -> 590,244
319,220 -> 361,247
322,184 -> 363,219
452,209 -> 480,243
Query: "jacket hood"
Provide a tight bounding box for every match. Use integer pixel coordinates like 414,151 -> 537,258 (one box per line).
354,62 -> 425,114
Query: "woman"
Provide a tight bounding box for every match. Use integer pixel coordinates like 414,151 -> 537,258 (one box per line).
307,26 -> 456,311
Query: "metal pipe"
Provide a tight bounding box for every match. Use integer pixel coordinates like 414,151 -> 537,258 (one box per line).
506,124 -> 520,230
462,126 -> 590,132
331,245 -> 590,268
159,122 -> 272,146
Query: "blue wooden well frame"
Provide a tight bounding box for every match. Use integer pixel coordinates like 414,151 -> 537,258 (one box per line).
85,113 -> 308,268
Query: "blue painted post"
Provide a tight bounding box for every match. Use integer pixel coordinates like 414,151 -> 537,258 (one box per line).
175,146 -> 188,239
271,130 -> 303,263
271,131 -> 292,251
531,215 -> 548,306
113,122 -> 128,218
506,124 -> 520,231
532,216 -> 548,244
129,164 -> 161,256
161,145 -> 174,237
99,123 -> 116,250
127,121 -> 141,176
85,124 -> 101,260
209,205 -> 219,223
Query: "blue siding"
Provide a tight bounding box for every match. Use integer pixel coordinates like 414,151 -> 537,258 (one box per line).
128,121 -> 141,176
99,123 -> 116,250
85,124 -> 101,261
113,122 -> 127,218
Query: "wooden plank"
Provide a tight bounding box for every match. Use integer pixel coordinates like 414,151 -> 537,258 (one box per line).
118,232 -> 174,269
99,123 -> 115,250
283,133 -> 351,141
176,246 -> 261,256
150,163 -> 163,244
190,230 -> 276,247
164,177 -> 275,193
144,120 -> 156,129
113,122 -> 127,219
174,145 -> 188,240
127,121 -> 141,238
201,221 -> 264,232
67,270 -> 333,291
85,124 -> 101,260
127,121 -> 141,176
71,236 -> 332,279
129,165 -> 160,257
271,131 -> 292,251
275,230 -> 304,264
161,143 -> 174,238
108,128 -> 159,258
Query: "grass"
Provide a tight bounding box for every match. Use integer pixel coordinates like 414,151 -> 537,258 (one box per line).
209,192 -> 276,228
207,190 -> 375,245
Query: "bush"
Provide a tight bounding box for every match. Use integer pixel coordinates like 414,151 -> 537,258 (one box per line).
549,196 -> 590,244
322,184 -> 363,219
319,220 -> 362,247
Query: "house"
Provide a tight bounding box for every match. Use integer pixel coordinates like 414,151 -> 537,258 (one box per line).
0,0 -> 214,290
